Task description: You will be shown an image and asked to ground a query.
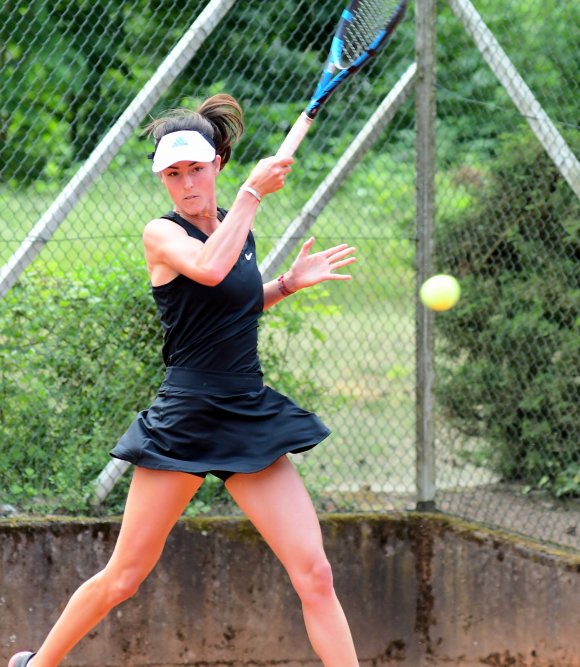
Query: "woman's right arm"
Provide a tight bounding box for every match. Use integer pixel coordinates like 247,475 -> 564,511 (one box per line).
143,156 -> 292,287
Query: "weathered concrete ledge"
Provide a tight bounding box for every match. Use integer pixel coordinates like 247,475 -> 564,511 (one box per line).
1,513 -> 578,666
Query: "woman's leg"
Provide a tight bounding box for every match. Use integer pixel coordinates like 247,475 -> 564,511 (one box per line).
31,468 -> 204,667
225,456 -> 359,667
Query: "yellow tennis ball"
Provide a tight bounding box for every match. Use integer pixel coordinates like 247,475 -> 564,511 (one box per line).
420,274 -> 461,311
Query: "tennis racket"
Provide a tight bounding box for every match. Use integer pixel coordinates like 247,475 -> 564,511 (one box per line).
276,0 -> 408,159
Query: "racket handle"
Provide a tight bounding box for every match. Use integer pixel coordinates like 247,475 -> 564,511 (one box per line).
276,112 -> 313,158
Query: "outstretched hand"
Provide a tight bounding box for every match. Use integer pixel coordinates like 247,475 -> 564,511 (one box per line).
285,237 -> 356,292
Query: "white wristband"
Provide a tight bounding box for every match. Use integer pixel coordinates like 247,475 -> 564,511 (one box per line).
241,185 -> 262,202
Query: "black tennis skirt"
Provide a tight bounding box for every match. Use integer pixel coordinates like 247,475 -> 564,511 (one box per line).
110,366 -> 331,479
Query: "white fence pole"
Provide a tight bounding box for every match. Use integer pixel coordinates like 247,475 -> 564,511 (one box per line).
89,459 -> 131,506
447,0 -> 580,200
260,63 -> 417,282
0,0 -> 238,299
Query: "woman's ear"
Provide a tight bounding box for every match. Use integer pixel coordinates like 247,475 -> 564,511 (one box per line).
214,155 -> 222,174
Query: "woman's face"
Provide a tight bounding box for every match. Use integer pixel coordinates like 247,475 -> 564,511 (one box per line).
159,156 -> 221,217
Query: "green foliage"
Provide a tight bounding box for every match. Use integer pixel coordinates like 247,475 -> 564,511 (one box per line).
3,0 -> 577,184
0,259 -> 332,515
0,0 -> 338,184
259,286 -> 341,413
1,0 -> 416,184
0,260 -> 164,513
435,128 -> 580,497
1,1 -> 148,183
437,0 -> 579,165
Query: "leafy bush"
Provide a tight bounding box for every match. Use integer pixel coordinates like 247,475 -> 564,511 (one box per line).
0,261 -> 164,513
435,128 -> 579,497
436,0 -> 579,165
259,289 -> 333,408
0,260 -> 332,515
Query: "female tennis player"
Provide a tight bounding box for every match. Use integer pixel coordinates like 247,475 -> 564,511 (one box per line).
9,94 -> 358,667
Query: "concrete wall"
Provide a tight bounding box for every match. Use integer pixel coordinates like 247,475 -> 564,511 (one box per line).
0,514 -> 578,667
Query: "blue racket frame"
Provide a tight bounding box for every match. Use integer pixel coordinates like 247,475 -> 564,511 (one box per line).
306,0 -> 408,119
276,0 -> 408,158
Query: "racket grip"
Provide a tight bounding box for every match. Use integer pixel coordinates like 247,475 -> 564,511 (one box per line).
276,112 -> 313,159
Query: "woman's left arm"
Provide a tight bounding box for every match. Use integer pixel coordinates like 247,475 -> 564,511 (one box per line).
263,237 -> 356,310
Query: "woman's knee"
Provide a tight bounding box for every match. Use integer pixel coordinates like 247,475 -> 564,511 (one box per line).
291,554 -> 335,606
96,564 -> 149,606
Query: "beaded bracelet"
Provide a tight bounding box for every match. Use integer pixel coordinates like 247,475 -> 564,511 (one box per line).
277,273 -> 295,297
241,185 -> 262,202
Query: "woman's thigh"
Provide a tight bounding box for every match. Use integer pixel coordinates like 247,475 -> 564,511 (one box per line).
225,457 -> 325,572
106,467 -> 204,576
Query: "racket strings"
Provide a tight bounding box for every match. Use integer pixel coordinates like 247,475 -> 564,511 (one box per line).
342,0 -> 402,66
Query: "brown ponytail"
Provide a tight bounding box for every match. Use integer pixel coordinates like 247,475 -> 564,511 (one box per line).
144,94 -> 244,168
196,94 -> 244,167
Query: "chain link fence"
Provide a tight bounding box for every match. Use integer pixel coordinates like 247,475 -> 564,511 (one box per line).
432,0 -> 579,550
1,0 -> 578,551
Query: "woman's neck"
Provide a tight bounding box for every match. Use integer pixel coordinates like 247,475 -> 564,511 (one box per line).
174,207 -> 219,236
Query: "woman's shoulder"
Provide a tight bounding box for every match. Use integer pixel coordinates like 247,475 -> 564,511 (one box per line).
143,217 -> 188,242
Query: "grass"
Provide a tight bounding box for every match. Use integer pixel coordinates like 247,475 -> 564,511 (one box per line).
294,306 -> 417,497
0,149 -> 417,267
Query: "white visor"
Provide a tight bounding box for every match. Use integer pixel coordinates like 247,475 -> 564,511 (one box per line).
151,130 -> 216,173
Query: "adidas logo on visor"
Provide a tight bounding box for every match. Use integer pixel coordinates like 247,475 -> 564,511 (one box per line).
150,130 -> 216,173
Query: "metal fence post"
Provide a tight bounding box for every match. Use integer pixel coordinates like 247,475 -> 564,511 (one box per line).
415,0 -> 437,511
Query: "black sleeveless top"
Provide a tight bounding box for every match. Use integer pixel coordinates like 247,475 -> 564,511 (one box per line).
151,210 -> 264,372
111,208 -> 331,476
